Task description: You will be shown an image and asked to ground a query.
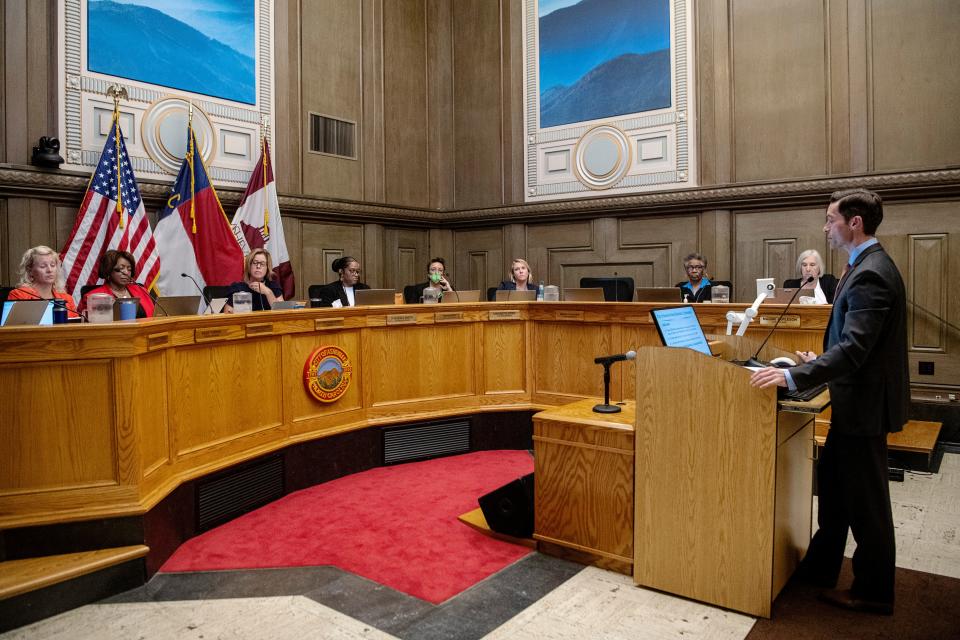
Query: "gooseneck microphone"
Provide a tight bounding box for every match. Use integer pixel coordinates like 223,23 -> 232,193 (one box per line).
131,282 -> 171,318
593,350 -> 637,413
181,272 -> 213,312
745,276 -> 815,367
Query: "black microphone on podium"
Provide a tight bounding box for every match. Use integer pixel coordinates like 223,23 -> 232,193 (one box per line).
593,350 -> 637,413
181,273 -> 213,313
744,276 -> 815,368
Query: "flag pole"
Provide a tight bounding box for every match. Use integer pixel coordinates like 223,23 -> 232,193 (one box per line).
187,102 -> 197,234
261,115 -> 269,237
106,85 -> 128,228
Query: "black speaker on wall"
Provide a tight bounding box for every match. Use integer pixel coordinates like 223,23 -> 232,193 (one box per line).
478,472 -> 534,538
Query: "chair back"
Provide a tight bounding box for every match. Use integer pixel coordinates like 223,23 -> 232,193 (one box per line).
203,285 -> 232,301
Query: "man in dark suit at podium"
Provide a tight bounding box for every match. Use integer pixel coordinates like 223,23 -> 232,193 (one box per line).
751,188 -> 908,615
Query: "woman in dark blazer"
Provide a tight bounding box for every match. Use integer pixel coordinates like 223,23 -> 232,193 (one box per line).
496,258 -> 538,292
403,257 -> 453,303
784,249 -> 838,304
317,256 -> 370,307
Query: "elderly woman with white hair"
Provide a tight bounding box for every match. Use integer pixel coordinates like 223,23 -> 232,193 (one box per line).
6,245 -> 80,318
783,249 -> 838,304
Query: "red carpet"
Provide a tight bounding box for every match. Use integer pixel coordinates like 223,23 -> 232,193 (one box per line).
161,450 -> 534,603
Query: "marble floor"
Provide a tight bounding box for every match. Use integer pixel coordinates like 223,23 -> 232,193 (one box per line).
4,452 -> 959,640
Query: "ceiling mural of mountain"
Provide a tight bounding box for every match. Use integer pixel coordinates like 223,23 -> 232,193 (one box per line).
87,0 -> 256,105
538,0 -> 671,128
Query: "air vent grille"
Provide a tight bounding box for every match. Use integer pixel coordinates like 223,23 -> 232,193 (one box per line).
309,113 -> 356,158
383,420 -> 471,464
197,456 -> 283,531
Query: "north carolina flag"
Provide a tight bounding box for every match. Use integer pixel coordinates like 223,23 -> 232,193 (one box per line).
155,126 -> 243,297
231,137 -> 295,298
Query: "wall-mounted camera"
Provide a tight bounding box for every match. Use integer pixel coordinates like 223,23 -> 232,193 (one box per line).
31,136 -> 64,168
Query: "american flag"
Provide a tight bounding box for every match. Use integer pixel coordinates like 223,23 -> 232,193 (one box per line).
61,118 -> 161,302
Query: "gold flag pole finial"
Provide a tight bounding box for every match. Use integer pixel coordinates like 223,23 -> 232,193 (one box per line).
260,115 -> 269,236
106,85 -> 129,227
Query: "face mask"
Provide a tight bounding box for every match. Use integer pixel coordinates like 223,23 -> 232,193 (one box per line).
430,272 -> 443,284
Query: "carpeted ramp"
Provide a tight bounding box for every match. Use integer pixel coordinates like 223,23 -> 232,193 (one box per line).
161,450 -> 535,604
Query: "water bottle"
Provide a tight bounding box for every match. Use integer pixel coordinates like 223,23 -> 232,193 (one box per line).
537,281 -> 544,301
52,301 -> 68,324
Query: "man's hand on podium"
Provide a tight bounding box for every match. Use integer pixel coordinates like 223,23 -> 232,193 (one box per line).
750,367 -> 787,389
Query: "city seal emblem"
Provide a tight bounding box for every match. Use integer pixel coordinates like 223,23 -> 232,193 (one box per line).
303,345 -> 352,403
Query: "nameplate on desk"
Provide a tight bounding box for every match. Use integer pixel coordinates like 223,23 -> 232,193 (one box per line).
194,326 -> 244,342
146,333 -> 169,350
435,312 -> 463,323
314,317 -> 344,330
386,313 -> 417,325
488,310 -> 521,321
555,311 -> 584,321
246,323 -> 273,337
759,314 -> 800,328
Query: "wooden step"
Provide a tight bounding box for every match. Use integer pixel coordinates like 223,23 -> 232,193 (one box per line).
458,507 -> 536,549
815,419 -> 943,463
0,545 -> 148,600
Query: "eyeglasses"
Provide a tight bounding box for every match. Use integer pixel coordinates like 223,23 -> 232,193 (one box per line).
685,265 -> 705,271
346,268 -> 361,275
251,261 -> 268,267
113,265 -> 133,273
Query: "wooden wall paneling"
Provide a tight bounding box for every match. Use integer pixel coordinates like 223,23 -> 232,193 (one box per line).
300,221 -> 365,292
879,201 -> 960,387
869,0 -> 960,171
525,220 -> 595,289
361,0 -> 385,202
698,210 -> 733,286
362,223 -> 384,288
300,0 -> 363,200
274,0 -> 303,195
429,228 -> 455,280
827,0 -> 851,174
452,0 -> 503,209
426,0 -> 455,210
382,226 -> 429,291
167,339 -> 284,460
617,215 -> 700,287
382,0 -> 429,208
845,0 -> 869,173
533,321 -> 611,401
285,330 -> 364,434
695,0 -> 734,185
734,207 -> 833,303
482,320 -> 527,395
501,0 -> 524,205
53,205 -> 76,256
502,223 -> 527,275
5,198 -> 54,276
0,0 -> 6,163
731,0 -> 828,182
0,199 -> 7,285
135,352 -> 170,485
454,227 -> 503,291
0,360 -> 116,491
364,324 -> 477,406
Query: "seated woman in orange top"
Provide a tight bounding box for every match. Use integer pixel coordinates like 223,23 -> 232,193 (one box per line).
7,245 -> 79,318
78,249 -> 155,318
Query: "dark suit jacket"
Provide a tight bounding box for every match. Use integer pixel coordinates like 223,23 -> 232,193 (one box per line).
784,274 -> 839,304
790,244 -> 908,435
316,280 -> 370,307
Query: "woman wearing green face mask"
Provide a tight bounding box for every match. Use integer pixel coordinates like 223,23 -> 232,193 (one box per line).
403,257 -> 453,303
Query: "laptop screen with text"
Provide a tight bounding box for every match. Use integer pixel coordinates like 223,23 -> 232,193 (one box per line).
650,306 -> 712,356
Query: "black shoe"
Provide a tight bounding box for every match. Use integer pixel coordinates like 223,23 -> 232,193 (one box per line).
818,588 -> 893,615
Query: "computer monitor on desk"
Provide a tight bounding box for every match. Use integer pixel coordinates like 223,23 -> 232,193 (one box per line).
650,306 -> 713,356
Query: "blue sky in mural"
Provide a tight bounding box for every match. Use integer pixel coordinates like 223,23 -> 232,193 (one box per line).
538,0 -> 672,128
87,0 -> 256,104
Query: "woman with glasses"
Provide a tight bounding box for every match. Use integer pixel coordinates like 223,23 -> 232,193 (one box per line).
675,253 -> 716,303
403,257 -> 453,304
78,249 -> 154,317
316,256 -> 370,307
784,249 -> 837,304
8,245 -> 80,318
223,249 -> 284,313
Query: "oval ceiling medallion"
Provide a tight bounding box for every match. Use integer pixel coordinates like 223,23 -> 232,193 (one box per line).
574,125 -> 631,190
141,97 -> 217,175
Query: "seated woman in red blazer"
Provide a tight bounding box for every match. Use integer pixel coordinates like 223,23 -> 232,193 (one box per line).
78,249 -> 155,318
7,245 -> 79,318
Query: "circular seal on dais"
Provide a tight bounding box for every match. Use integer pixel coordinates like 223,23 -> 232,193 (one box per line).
303,346 -> 353,403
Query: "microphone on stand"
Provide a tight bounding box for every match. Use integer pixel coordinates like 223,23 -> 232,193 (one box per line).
181,273 -> 213,313
744,276 -> 814,367
131,282 -> 171,318
593,350 -> 637,413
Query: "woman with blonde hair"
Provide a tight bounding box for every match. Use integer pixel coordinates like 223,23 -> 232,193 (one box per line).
496,258 -> 537,292
784,249 -> 838,304
223,248 -> 284,312
7,245 -> 79,317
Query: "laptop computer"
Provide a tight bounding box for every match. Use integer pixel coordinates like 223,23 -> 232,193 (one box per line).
563,287 -> 605,302
635,287 -> 682,303
649,305 -> 713,356
1,300 -> 53,326
354,289 -> 397,306
768,288 -> 815,304
495,289 -> 536,301
270,300 -> 308,310
154,295 -> 203,317
442,290 -> 481,303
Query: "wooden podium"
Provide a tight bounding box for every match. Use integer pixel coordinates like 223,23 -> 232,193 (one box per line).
633,335 -> 825,618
